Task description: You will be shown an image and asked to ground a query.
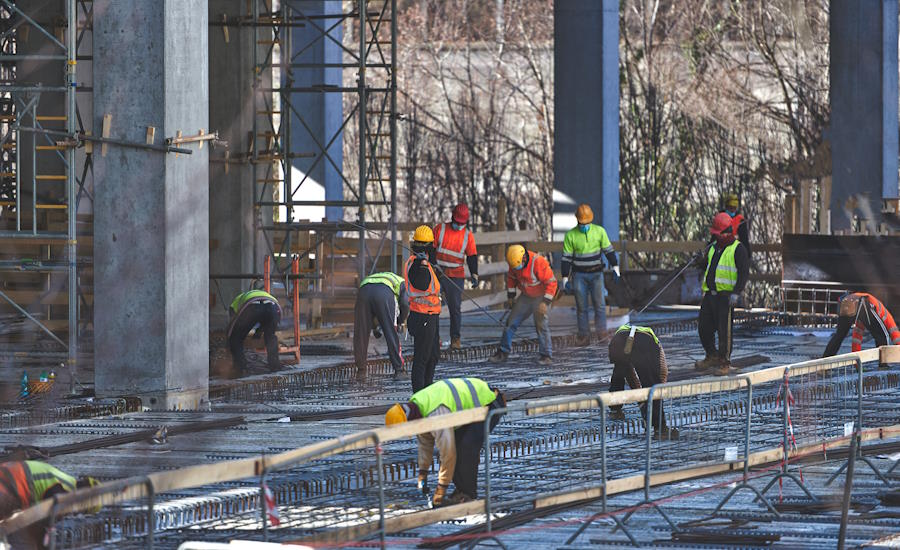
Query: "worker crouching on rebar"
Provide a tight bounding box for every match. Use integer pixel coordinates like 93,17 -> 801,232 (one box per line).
353,272 -> 410,382
607,325 -> 678,439
385,378 -> 505,507
226,288 -> 282,377
823,292 -> 900,357
404,226 -> 443,392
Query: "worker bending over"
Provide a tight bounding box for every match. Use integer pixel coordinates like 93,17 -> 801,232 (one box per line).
823,292 -> 900,357
561,203 -> 619,345
405,226 -> 442,391
353,272 -> 410,381
433,203 -> 479,350
385,377 -> 505,507
695,212 -> 749,376
490,245 -> 558,365
227,288 -> 282,376
721,193 -> 751,257
0,461 -> 98,548
607,325 -> 678,439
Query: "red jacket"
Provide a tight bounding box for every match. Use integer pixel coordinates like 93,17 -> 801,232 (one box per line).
850,293 -> 900,352
506,251 -> 557,302
433,222 -> 477,278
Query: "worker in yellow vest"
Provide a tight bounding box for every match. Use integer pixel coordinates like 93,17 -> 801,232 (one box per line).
227,289 -> 282,376
353,272 -> 410,381
695,213 -> 750,376
385,378 -> 505,507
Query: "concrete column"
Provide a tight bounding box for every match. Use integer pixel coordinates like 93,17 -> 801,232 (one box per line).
552,0 -> 619,241
290,0 -> 344,222
93,0 -> 209,409
830,0 -> 899,230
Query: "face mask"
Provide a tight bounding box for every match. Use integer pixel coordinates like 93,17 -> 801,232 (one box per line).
579,224 -> 590,234
451,222 -> 464,231
514,262 -> 526,271
725,209 -> 737,217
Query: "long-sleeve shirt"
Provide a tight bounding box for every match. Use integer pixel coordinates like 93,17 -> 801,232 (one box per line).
407,253 -> 436,294
397,282 -> 410,325
561,224 -> 618,277
704,241 -> 750,295
416,405 -> 456,486
823,296 -> 900,356
506,250 -> 558,303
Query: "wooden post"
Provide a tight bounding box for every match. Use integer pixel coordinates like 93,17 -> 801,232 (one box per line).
494,199 -> 507,292
819,176 -> 832,234
620,240 -> 629,271
799,180 -> 812,234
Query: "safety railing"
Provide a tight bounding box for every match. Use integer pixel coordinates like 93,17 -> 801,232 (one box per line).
3,347 -> 900,548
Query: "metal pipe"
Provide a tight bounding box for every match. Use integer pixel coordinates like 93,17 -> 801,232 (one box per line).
0,289 -> 67,348
374,434 -> 386,549
67,0 -> 78,394
357,0 -> 368,281
837,431 -> 858,550
389,0 -> 398,274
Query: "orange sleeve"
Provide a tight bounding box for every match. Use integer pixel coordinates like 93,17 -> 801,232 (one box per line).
506,270 -> 516,292
536,256 -> 558,300
465,231 -> 477,256
432,223 -> 442,247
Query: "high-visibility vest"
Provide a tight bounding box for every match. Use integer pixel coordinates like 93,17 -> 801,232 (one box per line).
360,272 -> 403,296
410,377 -> 497,417
702,241 -> 739,292
562,224 -> 614,271
230,290 -> 278,314
25,461 -> 75,501
434,223 -> 476,278
730,213 -> 746,238
508,251 -> 557,301
404,256 -> 441,314
847,293 -> 900,351
0,462 -> 32,509
615,324 -> 660,345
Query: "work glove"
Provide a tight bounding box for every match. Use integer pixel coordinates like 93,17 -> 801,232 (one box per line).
728,293 -> 741,307
417,470 -> 429,494
537,301 -> 549,317
563,278 -> 573,295
611,265 -> 621,283
432,483 -> 449,507
470,274 -> 480,288
252,327 -> 263,339
373,326 -> 383,339
505,293 -> 516,310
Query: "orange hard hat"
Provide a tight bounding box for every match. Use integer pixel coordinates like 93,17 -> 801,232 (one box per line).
710,212 -> 734,235
575,204 -> 594,224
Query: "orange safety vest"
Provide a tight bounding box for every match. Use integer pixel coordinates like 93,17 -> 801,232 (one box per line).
730,213 -> 745,237
433,222 -> 476,278
404,256 -> 441,314
848,293 -> 900,352
506,250 -> 558,301
0,462 -> 33,511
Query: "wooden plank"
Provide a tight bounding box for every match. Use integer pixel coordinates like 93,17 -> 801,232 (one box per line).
476,229 -> 538,247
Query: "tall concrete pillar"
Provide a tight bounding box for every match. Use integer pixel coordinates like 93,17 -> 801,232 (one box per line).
291,0 -> 344,222
553,0 -> 619,241
93,0 -> 209,409
830,0 -> 899,230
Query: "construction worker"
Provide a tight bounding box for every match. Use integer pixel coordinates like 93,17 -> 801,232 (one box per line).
433,203 -> 479,350
385,377 -> 505,507
722,193 -> 751,257
353,272 -> 410,381
607,325 -> 678,439
227,288 -> 282,376
823,292 -> 900,357
405,226 -> 442,392
0,461 -> 99,548
489,245 -> 558,365
695,212 -> 750,376
561,204 -> 620,345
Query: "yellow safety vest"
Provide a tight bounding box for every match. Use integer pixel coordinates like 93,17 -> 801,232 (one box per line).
702,241 -> 739,292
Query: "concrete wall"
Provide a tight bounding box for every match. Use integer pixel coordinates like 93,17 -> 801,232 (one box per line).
93,0 -> 209,409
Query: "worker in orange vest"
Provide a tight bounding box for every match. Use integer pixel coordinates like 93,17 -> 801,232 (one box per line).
721,193 -> 751,257
405,226 -> 443,391
824,292 -> 900,357
489,245 -> 558,365
433,203 -> 479,350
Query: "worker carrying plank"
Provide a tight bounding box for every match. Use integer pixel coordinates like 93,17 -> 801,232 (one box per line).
433,203 -> 479,350
405,226 -> 443,392
385,378 -> 505,507
353,272 -> 410,381
489,245 -> 558,365
0,461 -> 98,548
823,292 -> 900,357
695,212 -> 750,376
607,325 -> 678,439
227,288 -> 282,377
561,203 -> 620,345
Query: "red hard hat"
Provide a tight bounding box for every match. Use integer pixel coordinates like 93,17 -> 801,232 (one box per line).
452,203 -> 469,224
709,212 -> 734,235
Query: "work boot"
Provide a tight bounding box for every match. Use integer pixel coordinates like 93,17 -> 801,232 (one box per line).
608,409 -> 626,421
655,426 -> 680,440
488,350 -> 508,363
444,490 -> 474,506
694,355 -> 720,371
450,337 -> 462,350
355,368 -> 367,382
391,369 -> 406,382
713,360 -> 733,377
538,355 -> 553,366
575,334 -> 591,347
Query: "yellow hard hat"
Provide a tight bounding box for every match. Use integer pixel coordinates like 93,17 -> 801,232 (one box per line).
575,204 -> 594,224
506,245 -> 526,269
413,225 -> 434,243
724,193 -> 739,209
385,403 -> 409,426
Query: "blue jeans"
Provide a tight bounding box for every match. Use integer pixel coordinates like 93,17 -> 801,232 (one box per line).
573,270 -> 606,336
499,295 -> 552,357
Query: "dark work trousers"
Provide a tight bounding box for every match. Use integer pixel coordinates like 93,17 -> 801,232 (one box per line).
353,284 -> 404,374
698,292 -> 734,360
452,394 -> 506,497
608,330 -> 667,430
228,301 -> 281,373
440,275 -> 465,339
409,311 -> 440,392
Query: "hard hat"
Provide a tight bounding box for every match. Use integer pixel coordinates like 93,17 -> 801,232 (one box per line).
575,204 -> 594,224
452,203 -> 470,224
506,245 -> 526,269
724,193 -> 739,209
413,225 -> 434,243
709,212 -> 734,236
385,403 -> 409,426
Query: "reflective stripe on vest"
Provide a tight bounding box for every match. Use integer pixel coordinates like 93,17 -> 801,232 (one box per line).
615,324 -> 659,345
435,223 -> 471,269
25,461 -> 75,500
562,225 -> 614,269
411,378 -> 496,417
230,290 -> 277,313
702,241 -> 739,292
404,256 -> 441,314
360,272 -> 403,296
